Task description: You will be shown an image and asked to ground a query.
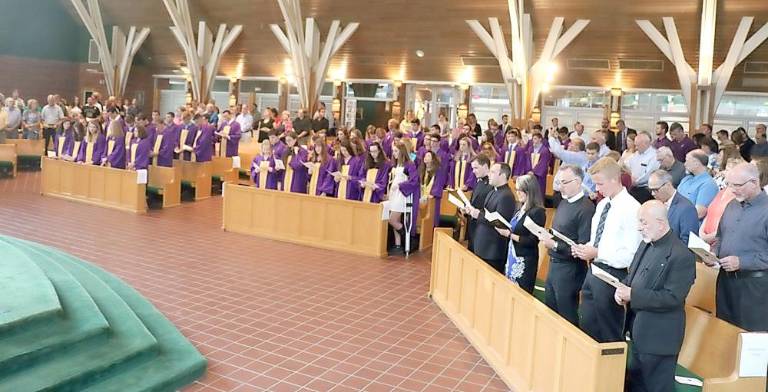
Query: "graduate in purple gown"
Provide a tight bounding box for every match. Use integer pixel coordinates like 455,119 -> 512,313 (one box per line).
527,132 -> 553,196
281,131 -> 309,193
148,110 -> 162,144
480,141 -> 502,164
54,118 -> 76,160
386,141 -> 421,254
182,114 -> 214,162
267,129 -> 287,162
449,124 -> 480,155
215,110 -> 242,158
381,119 -> 400,159
250,139 -> 279,189
409,119 -> 426,151
180,119 -> 199,161
450,135 -> 478,191
76,121 -> 107,165
104,116 -> 126,169
127,125 -> 152,171
330,140 -> 365,200
156,113 -> 180,167
419,149 -> 448,225
498,128 -> 528,177
359,142 -> 391,203
488,119 -> 506,148
308,136 -> 337,196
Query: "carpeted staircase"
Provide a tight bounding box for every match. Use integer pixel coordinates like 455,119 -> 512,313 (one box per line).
0,235 -> 207,392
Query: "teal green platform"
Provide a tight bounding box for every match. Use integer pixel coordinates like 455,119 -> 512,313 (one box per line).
0,236 -> 206,392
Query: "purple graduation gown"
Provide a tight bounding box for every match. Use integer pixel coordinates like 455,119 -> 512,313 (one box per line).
193,125 -> 215,162
395,161 -> 421,231
316,158 -> 338,196
157,124 -> 180,167
106,134 -> 126,169
132,137 -> 152,170
284,147 -> 309,193
219,120 -> 242,158
449,156 -> 478,190
410,131 -> 425,151
54,128 -> 75,157
499,142 -> 529,177
528,144 -> 553,196
76,134 -> 107,165
146,124 -> 158,146
181,124 -> 199,161
250,154 -> 279,190
449,136 -> 480,155
332,155 -> 365,200
271,141 -> 287,161
362,161 -> 392,203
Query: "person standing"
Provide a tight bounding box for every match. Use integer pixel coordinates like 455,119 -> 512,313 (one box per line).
709,163 -> 768,331
655,147 -> 686,187
539,164 -> 595,325
465,163 -> 518,273
653,121 -> 672,150
573,157 -> 642,343
669,122 -> 696,162
3,98 -> 22,141
462,155 -> 493,252
647,170 -> 699,244
677,149 -> 719,220
614,200 -> 695,392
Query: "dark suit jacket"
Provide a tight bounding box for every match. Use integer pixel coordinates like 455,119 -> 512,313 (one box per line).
623,231 -> 695,356
615,128 -> 637,152
466,177 -> 493,251
602,129 -> 616,152
511,206 -> 546,258
667,192 -> 700,245
474,185 -> 518,261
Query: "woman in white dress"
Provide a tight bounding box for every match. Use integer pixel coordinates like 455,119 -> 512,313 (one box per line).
387,141 -> 421,254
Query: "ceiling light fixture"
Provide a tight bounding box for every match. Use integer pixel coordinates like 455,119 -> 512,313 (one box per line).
415,50 -> 424,58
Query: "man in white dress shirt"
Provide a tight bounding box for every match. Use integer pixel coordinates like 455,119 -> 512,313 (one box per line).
627,132 -> 659,203
573,157 -> 642,343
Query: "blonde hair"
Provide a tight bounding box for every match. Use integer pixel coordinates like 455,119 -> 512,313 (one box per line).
588,157 -> 621,180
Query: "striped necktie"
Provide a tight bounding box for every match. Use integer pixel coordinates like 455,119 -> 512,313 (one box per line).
593,201 -> 612,248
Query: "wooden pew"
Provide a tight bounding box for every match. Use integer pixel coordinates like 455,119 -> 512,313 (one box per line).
148,165 -> 182,208
175,159 -> 212,200
678,306 -> 766,391
418,197 -> 435,251
41,158 -> 147,213
536,207 -> 556,283
0,144 -> 18,178
430,230 -> 627,392
7,139 -> 44,170
237,141 -> 261,184
223,184 -> 388,258
211,156 -> 239,186
686,261 -> 717,314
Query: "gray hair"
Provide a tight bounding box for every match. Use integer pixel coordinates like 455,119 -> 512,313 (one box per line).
649,169 -> 673,185
657,146 -> 673,159
559,164 -> 585,181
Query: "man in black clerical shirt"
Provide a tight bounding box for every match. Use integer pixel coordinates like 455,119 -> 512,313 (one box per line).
614,200 -> 695,392
464,162 -> 517,273
539,164 -> 595,325
463,155 -> 493,251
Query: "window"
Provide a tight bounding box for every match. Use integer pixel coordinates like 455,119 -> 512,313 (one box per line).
621,92 -> 652,112
542,89 -> 607,109
654,93 -> 687,113
239,80 -> 279,95
345,83 -> 394,100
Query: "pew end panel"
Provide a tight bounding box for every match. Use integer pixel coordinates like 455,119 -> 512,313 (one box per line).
429,230 -> 627,392
222,184 -> 388,258
177,160 -> 213,200
0,144 -> 18,178
8,139 -> 44,170
686,261 -> 717,314
148,165 -> 182,208
212,156 -> 239,185
418,197 -> 436,251
237,141 -> 261,182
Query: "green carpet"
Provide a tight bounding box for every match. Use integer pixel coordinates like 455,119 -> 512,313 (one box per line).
0,236 -> 206,392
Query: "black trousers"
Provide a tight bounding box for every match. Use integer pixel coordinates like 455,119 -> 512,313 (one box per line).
517,253 -> 539,294
629,186 -> 653,204
716,271 -> 768,331
482,257 -> 505,274
627,350 -> 677,392
545,259 -> 588,326
43,127 -> 56,152
580,263 -> 628,342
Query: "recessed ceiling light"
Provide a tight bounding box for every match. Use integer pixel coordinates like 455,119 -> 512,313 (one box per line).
415,50 -> 424,58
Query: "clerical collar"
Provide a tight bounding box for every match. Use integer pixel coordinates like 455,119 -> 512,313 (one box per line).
566,191 -> 585,203
650,230 -> 673,246
478,176 -> 489,183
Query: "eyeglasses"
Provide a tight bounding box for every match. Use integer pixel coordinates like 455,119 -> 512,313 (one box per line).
726,179 -> 756,188
560,178 -> 577,186
648,182 -> 668,193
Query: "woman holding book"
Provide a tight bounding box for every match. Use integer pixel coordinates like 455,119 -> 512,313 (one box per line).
359,142 -> 391,203
306,136 -> 336,196
250,140 -> 278,190
495,174 -> 546,293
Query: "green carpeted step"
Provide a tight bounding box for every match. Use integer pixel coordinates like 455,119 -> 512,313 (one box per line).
0,238 -> 110,375
75,254 -> 207,392
0,241 -> 61,333
0,238 -> 159,392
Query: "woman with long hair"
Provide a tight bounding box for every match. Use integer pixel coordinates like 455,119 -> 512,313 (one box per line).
250,139 -> 278,189
450,135 -> 477,191
386,141 -> 421,254
359,142 -> 391,203
54,118 -> 76,160
127,125 -> 152,171
495,174 -> 545,293
307,136 -> 336,196
76,121 -> 107,165
331,140 -> 365,200
419,150 -> 441,207
104,116 -> 126,168
281,131 -> 309,193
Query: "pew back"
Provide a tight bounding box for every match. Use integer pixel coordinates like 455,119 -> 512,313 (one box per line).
418,197 -> 435,251
7,139 -> 44,157
223,184 -> 388,257
0,144 -> 18,178
41,158 -> 147,213
148,165 -> 182,208
175,159 -> 212,200
211,157 -> 239,184
686,262 -> 717,314
430,230 -> 627,392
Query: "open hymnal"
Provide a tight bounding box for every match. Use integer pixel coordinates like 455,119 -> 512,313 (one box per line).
591,263 -> 622,288
447,193 -> 466,209
687,232 -> 720,267
136,169 -> 148,185
523,216 -> 551,240
484,209 -> 511,230
231,156 -> 241,169
274,159 -> 286,171
551,228 -> 577,248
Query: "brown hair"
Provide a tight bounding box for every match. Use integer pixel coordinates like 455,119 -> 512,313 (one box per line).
392,141 -> 412,166
309,136 -> 328,166
365,142 -> 386,169
419,150 -> 440,185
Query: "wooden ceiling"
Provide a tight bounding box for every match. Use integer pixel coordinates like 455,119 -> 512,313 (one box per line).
62,0 -> 768,91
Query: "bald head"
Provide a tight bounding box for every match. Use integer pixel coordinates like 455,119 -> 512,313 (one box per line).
638,200 -> 671,243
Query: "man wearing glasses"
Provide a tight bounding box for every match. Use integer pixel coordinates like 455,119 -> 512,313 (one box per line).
647,170 -> 699,244
708,163 -> 768,331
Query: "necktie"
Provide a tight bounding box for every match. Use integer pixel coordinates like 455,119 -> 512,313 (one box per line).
593,201 -> 612,248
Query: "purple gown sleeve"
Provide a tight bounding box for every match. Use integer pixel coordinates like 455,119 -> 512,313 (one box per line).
318,159 -> 338,196
373,161 -> 391,202
531,147 -> 552,179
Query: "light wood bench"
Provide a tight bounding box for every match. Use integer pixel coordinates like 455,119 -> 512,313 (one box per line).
211,156 -> 239,187
418,197 -> 435,251
148,165 -> 182,208
686,261 -> 717,314
678,306 -> 766,391
237,141 -> 261,184
0,144 -> 18,178
7,139 -> 44,170
430,229 -> 627,392
174,159 -> 212,201
41,158 -> 147,213
223,183 -> 388,258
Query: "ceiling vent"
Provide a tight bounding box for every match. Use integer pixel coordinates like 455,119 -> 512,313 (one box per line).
744,61 -> 768,74
617,59 -> 664,71
566,58 -> 610,70
461,56 -> 500,67
742,77 -> 768,88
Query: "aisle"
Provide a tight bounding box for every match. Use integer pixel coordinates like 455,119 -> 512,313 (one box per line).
0,172 -> 509,392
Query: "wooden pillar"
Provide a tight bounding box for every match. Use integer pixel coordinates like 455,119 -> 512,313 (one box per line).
278,79 -> 289,112
393,82 -> 406,121
229,78 -> 240,108
333,82 -> 345,126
